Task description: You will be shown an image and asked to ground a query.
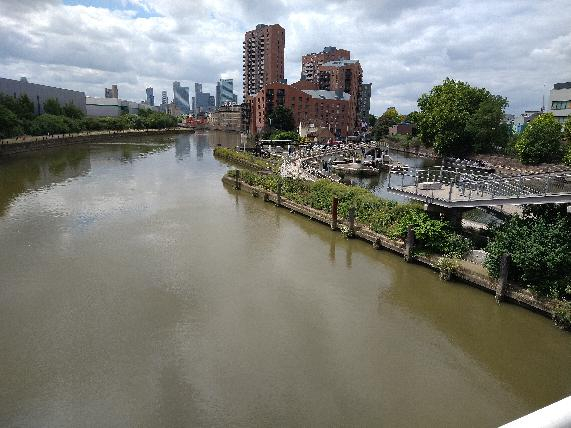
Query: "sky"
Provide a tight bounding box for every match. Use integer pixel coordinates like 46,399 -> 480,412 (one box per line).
0,0 -> 569,115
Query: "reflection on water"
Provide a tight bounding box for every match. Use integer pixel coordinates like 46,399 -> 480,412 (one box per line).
0,133 -> 569,428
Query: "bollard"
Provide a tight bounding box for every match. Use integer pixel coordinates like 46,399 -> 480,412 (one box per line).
495,253 -> 510,303
404,226 -> 415,262
331,197 -> 339,230
348,207 -> 356,237
234,169 -> 241,190
276,178 -> 282,206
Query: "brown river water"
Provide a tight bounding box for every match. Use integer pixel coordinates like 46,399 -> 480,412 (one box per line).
0,132 -> 569,427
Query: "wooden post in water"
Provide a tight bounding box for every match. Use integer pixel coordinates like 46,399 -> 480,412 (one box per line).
348,207 -> 356,237
404,226 -> 415,262
234,169 -> 241,190
331,197 -> 339,230
276,178 -> 282,206
496,253 -> 510,303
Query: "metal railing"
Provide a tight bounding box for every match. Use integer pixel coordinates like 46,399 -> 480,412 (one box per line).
388,165 -> 571,204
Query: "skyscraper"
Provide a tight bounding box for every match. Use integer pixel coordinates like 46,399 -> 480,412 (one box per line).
193,83 -> 216,114
216,79 -> 237,107
243,24 -> 285,100
145,87 -> 154,106
173,81 -> 190,114
161,90 -> 168,105
358,83 -> 372,123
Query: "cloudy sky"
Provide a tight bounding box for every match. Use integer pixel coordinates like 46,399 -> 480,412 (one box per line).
0,0 -> 569,115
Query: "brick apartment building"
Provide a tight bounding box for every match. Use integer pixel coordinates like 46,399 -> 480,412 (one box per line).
301,46 -> 350,83
243,24 -> 285,100
248,82 -> 354,137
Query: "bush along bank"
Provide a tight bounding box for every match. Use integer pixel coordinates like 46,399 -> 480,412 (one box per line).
224,168 -> 571,330
213,147 -> 281,173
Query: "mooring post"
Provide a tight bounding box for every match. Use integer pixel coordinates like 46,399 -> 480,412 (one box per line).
276,178 -> 282,206
348,207 -> 356,237
404,226 -> 415,262
331,197 -> 339,230
496,253 -> 510,303
234,169 -> 241,190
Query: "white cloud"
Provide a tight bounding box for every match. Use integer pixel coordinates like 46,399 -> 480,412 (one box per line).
0,0 -> 569,114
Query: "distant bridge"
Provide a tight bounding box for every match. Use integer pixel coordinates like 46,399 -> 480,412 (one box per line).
387,166 -> 571,208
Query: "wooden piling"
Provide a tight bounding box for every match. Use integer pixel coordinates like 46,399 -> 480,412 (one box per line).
404,226 -> 415,262
331,197 -> 339,230
348,207 -> 356,237
234,169 -> 241,190
496,253 -> 510,303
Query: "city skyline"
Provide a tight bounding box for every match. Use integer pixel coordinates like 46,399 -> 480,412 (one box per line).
0,0 -> 569,115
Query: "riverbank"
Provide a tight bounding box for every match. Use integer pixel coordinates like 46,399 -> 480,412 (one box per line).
222,170 -> 568,326
0,128 -> 194,157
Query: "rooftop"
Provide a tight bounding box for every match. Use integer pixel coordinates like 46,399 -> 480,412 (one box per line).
302,90 -> 351,101
321,59 -> 359,67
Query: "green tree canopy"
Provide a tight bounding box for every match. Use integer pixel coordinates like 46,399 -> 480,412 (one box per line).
417,78 -> 508,156
0,104 -> 23,138
270,130 -> 300,142
367,113 -> 376,127
43,98 -> 62,116
372,107 -> 401,140
485,205 -> 571,298
62,102 -> 84,119
267,106 -> 295,131
514,113 -> 562,164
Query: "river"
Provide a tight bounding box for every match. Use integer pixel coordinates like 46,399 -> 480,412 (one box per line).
0,132 -> 569,427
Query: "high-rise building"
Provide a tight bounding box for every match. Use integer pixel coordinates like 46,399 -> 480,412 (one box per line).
192,83 -> 216,114
216,79 -> 237,107
358,83 -> 372,123
243,24 -> 285,100
105,84 -> 118,98
145,87 -> 154,106
312,59 -> 363,129
161,90 -> 168,105
301,47 -> 350,83
173,81 -> 190,114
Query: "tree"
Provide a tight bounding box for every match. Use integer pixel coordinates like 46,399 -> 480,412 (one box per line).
465,97 -> 510,153
372,107 -> 400,140
563,117 -> 571,166
485,206 -> 571,298
270,130 -> 300,142
43,98 -> 62,116
367,114 -> 376,127
62,102 -> 84,119
514,113 -> 562,164
0,104 -> 22,138
267,106 -> 295,131
417,78 -> 508,156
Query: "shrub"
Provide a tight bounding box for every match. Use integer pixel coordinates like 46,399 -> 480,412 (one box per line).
436,257 -> 460,281
553,301 -> 571,330
514,113 -> 563,164
484,211 -> 571,298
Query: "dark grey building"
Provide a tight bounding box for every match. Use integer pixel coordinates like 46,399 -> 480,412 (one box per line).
161,90 -> 168,105
173,81 -> 190,114
146,87 -> 154,106
105,84 -> 118,98
215,79 -> 237,107
358,83 -> 372,123
192,83 -> 215,114
0,76 -> 86,115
